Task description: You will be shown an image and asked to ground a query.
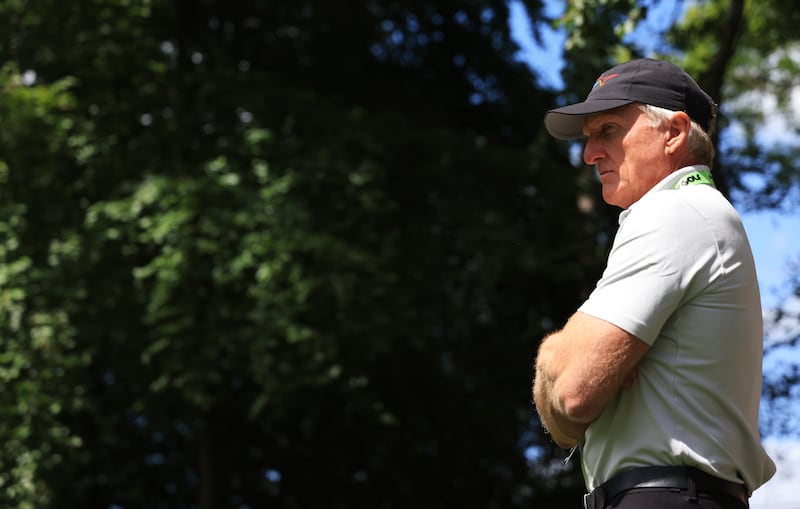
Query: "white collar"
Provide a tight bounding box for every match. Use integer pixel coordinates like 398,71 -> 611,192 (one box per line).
618,165 -> 713,225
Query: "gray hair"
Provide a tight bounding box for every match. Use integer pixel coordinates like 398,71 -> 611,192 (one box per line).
637,104 -> 715,166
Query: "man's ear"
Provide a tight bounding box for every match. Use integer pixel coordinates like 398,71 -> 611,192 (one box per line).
665,111 -> 691,154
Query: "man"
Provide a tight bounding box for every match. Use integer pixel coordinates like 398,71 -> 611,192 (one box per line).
533,58 -> 776,509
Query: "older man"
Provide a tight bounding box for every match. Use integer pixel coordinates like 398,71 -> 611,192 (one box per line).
534,58 -> 776,509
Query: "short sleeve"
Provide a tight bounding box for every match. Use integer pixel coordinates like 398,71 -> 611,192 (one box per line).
579,192 -> 713,345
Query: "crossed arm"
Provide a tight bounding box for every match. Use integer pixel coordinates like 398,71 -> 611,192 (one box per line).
533,311 -> 650,448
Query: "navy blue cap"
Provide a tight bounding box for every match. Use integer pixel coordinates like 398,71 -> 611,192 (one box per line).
544,58 -> 717,140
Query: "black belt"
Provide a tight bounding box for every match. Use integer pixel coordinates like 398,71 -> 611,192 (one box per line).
583,466 -> 748,509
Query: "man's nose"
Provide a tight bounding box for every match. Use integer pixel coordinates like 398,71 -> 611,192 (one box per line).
583,137 -> 603,165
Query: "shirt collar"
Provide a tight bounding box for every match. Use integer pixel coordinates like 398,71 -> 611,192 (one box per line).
618,165 -> 713,225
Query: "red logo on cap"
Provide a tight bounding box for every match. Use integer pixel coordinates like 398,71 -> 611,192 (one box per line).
592,73 -> 619,90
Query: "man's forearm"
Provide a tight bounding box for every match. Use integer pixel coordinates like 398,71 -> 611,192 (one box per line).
531,312 -> 649,448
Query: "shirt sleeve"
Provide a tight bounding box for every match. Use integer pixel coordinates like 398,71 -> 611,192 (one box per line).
578,192 -> 713,345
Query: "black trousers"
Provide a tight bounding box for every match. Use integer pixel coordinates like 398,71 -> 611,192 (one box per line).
605,488 -> 748,509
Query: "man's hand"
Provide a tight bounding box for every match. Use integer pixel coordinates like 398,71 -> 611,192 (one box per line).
533,356 -> 589,448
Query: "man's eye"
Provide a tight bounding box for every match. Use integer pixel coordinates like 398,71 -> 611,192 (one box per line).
602,125 -> 617,136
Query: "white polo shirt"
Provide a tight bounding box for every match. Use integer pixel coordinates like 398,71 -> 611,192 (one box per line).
578,166 -> 776,493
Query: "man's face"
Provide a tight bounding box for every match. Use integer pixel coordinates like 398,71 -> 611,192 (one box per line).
583,104 -> 672,209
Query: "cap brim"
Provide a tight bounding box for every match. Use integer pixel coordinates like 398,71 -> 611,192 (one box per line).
544,99 -> 635,140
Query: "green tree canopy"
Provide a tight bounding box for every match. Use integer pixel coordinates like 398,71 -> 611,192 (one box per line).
0,1 -> 606,507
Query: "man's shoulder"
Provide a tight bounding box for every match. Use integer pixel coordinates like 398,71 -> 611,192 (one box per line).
629,185 -> 732,226
618,188 -> 733,253
619,187 -> 747,263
